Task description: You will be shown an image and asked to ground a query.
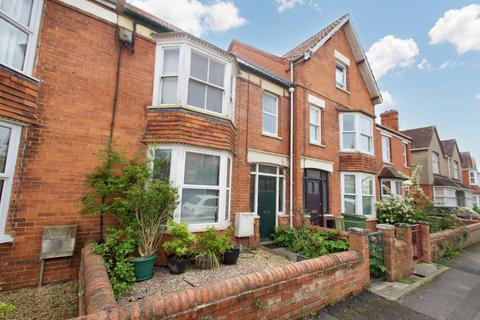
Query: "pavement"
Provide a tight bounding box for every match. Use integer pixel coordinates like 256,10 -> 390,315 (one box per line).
305,242 -> 480,320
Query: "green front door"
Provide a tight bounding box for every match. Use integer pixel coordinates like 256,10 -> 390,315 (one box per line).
258,175 -> 276,240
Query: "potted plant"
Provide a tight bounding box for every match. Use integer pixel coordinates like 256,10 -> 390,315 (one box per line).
129,179 -> 178,281
194,227 -> 223,269
221,227 -> 240,265
163,220 -> 196,274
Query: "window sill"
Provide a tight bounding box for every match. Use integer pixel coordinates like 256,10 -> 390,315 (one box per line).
0,63 -> 40,83
262,133 -> 283,140
340,150 -> 375,157
383,161 -> 393,165
336,86 -> 351,95
310,142 -> 326,148
164,221 -> 232,234
0,234 -> 13,243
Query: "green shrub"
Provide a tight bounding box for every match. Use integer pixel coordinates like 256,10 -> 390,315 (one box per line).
194,227 -> 225,269
0,284 -> 15,318
92,227 -> 137,299
272,227 -> 348,258
162,220 -> 196,259
369,242 -> 387,278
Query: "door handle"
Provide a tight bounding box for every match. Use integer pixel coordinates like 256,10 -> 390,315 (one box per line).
264,210 -> 271,215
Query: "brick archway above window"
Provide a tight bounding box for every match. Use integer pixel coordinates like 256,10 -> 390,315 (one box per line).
144,108 -> 236,152
339,152 -> 377,173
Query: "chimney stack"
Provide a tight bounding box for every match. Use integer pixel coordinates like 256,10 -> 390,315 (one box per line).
380,110 -> 399,131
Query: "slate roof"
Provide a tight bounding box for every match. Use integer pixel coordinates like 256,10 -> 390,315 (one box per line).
124,4 -> 183,32
282,14 -> 350,60
460,152 -> 472,169
400,126 -> 436,149
235,56 -> 292,88
433,175 -> 468,189
440,139 -> 456,157
378,166 -> 409,180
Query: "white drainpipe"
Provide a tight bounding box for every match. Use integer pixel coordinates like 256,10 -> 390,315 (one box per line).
289,62 -> 295,228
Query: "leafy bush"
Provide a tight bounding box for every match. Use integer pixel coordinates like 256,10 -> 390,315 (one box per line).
0,284 -> 15,318
194,227 -> 225,269
220,226 -> 236,253
92,227 -> 137,299
162,220 -> 196,259
272,226 -> 349,258
369,242 -> 387,278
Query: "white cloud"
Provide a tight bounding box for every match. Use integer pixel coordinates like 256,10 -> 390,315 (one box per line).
366,35 -> 419,79
417,58 -> 432,71
129,0 -> 246,37
475,93 -> 480,100
429,4 -> 480,54
439,60 -> 466,70
274,0 -> 320,12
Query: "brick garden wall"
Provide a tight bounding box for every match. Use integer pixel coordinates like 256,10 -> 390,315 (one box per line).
74,229 -> 370,320
429,222 -> 480,261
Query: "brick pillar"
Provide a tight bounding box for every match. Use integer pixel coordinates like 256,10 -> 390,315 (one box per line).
348,228 -> 370,288
250,216 -> 260,248
365,218 -> 378,232
396,223 -> 414,275
376,224 -> 396,281
418,222 -> 432,263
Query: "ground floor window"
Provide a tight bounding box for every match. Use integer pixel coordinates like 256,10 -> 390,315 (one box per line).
380,179 -> 404,199
474,195 -> 480,208
250,164 -> 285,215
149,144 -> 232,231
0,121 -> 22,242
341,172 -> 376,216
433,187 -> 457,207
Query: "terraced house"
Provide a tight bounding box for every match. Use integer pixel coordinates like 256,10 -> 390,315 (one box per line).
0,0 -> 417,290
401,126 -> 474,208
460,152 -> 480,208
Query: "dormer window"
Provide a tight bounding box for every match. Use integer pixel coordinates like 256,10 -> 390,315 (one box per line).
340,113 -> 374,155
154,39 -> 235,119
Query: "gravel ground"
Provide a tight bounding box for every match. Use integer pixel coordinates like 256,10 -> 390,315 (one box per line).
0,281 -> 78,320
120,248 -> 289,303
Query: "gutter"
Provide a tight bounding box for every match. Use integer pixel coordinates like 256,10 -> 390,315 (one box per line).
123,6 -> 173,33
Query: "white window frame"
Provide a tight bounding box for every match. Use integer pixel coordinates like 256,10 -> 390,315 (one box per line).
453,161 -> 459,180
403,143 -> 408,167
153,41 -> 235,119
380,179 -> 404,199
339,113 -> 374,155
382,135 -> 391,163
433,187 -> 457,207
0,0 -> 43,76
335,62 -> 347,90
0,121 -> 22,243
340,172 -> 376,216
470,170 -> 478,185
309,105 -> 321,145
250,164 -> 286,227
432,152 -> 440,175
148,144 -> 232,232
262,92 -> 278,137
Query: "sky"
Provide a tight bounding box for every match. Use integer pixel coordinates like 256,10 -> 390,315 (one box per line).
130,0 -> 480,161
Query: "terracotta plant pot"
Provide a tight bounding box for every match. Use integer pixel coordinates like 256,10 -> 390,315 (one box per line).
166,255 -> 189,274
222,248 -> 240,265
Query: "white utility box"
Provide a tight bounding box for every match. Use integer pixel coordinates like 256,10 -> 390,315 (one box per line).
235,212 -> 255,237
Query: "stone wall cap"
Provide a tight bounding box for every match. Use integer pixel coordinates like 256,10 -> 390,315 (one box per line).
376,224 -> 395,230
348,228 -> 369,235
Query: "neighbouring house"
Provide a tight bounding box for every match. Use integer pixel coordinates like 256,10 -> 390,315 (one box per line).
460,152 -> 480,208
401,126 -> 472,208
375,110 -> 412,200
230,14 -> 385,231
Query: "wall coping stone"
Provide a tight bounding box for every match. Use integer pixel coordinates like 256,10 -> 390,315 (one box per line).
376,224 -> 395,230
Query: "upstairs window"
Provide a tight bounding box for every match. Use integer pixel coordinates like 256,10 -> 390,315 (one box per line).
309,105 -> 321,144
453,161 -> 459,179
336,62 -> 347,90
0,0 -> 42,75
403,143 -> 408,167
154,41 -> 234,118
262,92 -> 278,136
432,152 -> 440,175
340,113 -> 374,155
382,136 -> 391,162
470,170 -> 478,185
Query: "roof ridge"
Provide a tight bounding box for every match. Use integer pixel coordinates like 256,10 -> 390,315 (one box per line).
282,13 -> 350,60
125,3 -> 183,32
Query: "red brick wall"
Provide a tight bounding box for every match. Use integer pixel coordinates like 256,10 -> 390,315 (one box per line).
429,222 -> 480,261
75,229 -> 370,320
0,0 -> 155,289
339,153 -> 377,173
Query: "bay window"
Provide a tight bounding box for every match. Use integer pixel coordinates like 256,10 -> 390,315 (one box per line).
433,187 -> 456,207
153,39 -> 235,118
150,145 -> 232,230
340,113 -> 374,155
0,0 -> 42,75
341,172 -> 376,216
0,121 -> 21,242
382,136 -> 391,162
